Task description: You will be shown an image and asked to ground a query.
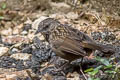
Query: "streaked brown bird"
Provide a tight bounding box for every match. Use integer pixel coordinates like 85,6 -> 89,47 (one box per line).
35,18 -> 114,62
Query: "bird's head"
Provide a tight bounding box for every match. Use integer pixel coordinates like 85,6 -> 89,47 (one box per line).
35,18 -> 59,35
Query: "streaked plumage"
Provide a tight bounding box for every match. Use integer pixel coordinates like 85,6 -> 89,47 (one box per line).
35,18 -> 114,62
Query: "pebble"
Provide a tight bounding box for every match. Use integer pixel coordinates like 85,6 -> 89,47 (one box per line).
66,12 -> 78,19
51,2 -> 71,13
10,48 -> 19,54
21,30 -> 28,35
13,28 -> 19,35
0,70 -> 32,80
22,24 -> 32,31
10,53 -> 31,60
0,28 -> 12,36
0,47 -> 9,57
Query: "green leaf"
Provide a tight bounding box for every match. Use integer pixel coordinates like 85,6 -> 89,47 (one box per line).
0,16 -> 4,19
105,70 -> 115,74
2,3 -> 6,9
95,65 -> 103,70
88,77 -> 94,80
104,64 -> 113,69
88,66 -> 102,76
94,78 -> 100,80
95,57 -> 110,66
88,77 -> 100,80
85,68 -> 94,72
88,69 -> 99,76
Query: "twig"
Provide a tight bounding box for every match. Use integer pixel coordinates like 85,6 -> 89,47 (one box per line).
80,58 -> 87,80
80,65 -> 87,80
26,70 -> 33,80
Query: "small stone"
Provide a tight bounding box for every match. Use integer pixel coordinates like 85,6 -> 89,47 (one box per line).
0,70 -> 31,80
23,24 -> 32,31
10,53 -> 31,60
6,74 -> 17,80
10,48 -> 19,54
41,73 -> 53,80
116,32 -> 120,40
0,28 -> 12,36
39,35 -> 45,40
2,36 -> 30,44
51,2 -> 71,13
67,72 -> 80,80
21,31 -> 28,35
24,19 -> 32,25
66,12 -> 78,19
12,28 -> 19,35
27,32 -> 35,41
0,47 -> 9,57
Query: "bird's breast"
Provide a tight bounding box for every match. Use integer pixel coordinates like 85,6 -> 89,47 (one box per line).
49,26 -> 69,41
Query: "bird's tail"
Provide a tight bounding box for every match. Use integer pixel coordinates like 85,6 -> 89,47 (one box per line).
81,41 -> 115,54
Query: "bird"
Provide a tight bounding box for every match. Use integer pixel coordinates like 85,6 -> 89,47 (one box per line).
35,18 -> 115,63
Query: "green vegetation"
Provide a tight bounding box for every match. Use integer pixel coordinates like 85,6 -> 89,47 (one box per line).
0,3 -> 6,10
85,57 -> 120,80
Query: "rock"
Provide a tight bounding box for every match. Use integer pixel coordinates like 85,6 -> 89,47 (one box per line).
66,12 -> 78,19
22,24 -> 32,32
0,28 -> 12,36
2,36 -> 30,45
27,32 -> 35,41
21,31 -> 28,35
10,48 -> 19,54
12,28 -> 19,35
12,24 -> 23,35
41,73 -> 53,80
50,2 -> 71,13
67,72 -> 80,80
0,47 -> 9,57
24,19 -> 32,25
0,70 -> 32,80
116,32 -> 120,40
10,53 -> 31,60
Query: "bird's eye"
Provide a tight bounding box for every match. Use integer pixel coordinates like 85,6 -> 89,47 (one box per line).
43,25 -> 49,30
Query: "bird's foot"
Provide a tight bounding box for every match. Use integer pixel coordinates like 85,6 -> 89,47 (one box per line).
85,53 -> 95,59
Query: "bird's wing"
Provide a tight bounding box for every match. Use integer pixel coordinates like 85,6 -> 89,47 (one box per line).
51,36 -> 87,57
67,26 -> 115,54
59,44 -> 86,57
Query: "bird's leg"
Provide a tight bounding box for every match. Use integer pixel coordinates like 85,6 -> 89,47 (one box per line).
80,58 -> 83,65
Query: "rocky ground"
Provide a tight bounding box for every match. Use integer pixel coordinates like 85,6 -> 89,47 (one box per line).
0,0 -> 120,80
